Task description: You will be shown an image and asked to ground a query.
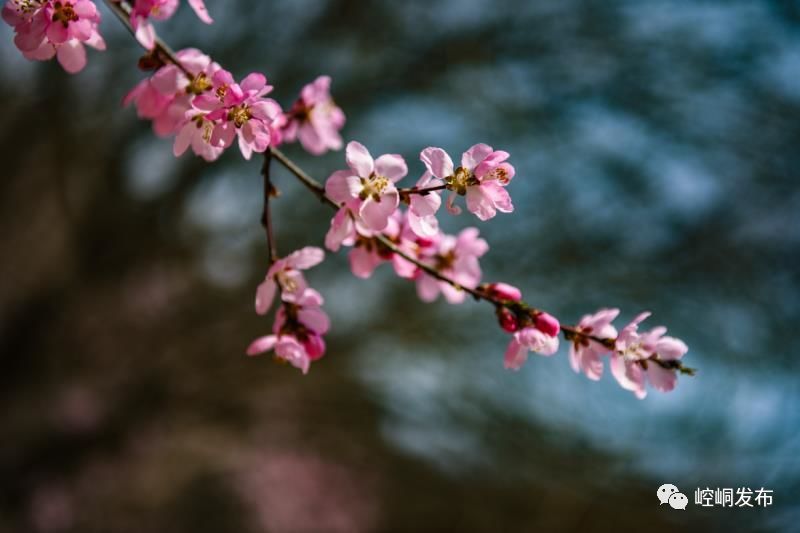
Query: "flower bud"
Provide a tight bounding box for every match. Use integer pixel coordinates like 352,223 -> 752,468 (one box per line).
486,282 -> 522,302
535,312 -> 560,337
497,307 -> 519,333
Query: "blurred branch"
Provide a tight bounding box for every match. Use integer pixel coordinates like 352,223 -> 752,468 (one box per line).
261,150 -> 277,264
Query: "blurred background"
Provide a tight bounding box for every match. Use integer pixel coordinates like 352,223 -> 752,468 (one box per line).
1,0 -> 799,531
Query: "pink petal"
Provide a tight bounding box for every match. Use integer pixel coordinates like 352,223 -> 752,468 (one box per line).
255,279 -> 277,315
655,336 -> 688,360
445,192 -> 462,215
416,274 -> 440,302
420,147 -> 454,178
359,191 -> 399,231
246,335 -> 277,356
461,143 -> 494,170
346,141 -> 374,177
241,72 -> 267,93
465,185 -> 497,221
173,122 -> 194,156
324,209 -> 355,252
56,40 -> 87,73
286,246 -> 325,270
504,339 -> 528,371
348,247 -> 382,279
325,170 -> 361,205
647,364 -> 678,393
298,307 -> 330,334
188,0 -> 214,24
374,153 -> 408,182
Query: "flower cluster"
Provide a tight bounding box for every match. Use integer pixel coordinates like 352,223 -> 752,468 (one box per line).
324,142 -> 494,303
130,0 -> 212,50
125,52 -> 346,161
2,0 -> 105,73
565,309 -> 689,398
247,247 -> 330,374
318,141 -> 689,396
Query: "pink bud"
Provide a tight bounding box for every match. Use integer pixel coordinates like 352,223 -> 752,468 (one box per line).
498,307 -> 519,333
535,312 -> 560,337
487,282 -> 522,301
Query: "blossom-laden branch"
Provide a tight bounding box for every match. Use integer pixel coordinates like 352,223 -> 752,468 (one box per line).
2,0 -> 696,398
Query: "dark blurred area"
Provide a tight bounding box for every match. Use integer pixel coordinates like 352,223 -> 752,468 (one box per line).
1,0 -> 799,531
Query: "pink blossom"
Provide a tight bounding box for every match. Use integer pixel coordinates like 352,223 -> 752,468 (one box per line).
254,247 -> 325,315
420,144 -> 515,221
415,227 -> 488,304
282,75 -> 345,155
2,0 -> 105,73
504,327 -> 559,371
130,0 -> 212,49
347,213 -> 402,279
124,48 -> 220,139
324,207 -> 402,279
193,70 -> 283,160
568,308 -> 619,381
325,141 -> 407,232
610,312 -> 689,398
247,288 -> 329,375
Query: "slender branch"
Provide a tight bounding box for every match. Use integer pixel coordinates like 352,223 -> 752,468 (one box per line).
269,148 -> 337,208
261,150 -> 277,264
397,184 -> 448,196
104,0 -> 695,377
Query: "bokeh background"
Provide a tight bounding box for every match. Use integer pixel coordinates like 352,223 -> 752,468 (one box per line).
1,0 -> 799,531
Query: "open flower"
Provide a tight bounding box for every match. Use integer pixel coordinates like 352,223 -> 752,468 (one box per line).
610,312 -> 689,398
414,227 -> 488,304
325,141 -> 407,232
504,326 -> 559,371
282,75 -> 345,155
2,0 -> 105,73
195,70 -> 283,160
254,247 -> 325,315
568,308 -> 619,381
420,144 -> 515,221
124,47 -> 219,138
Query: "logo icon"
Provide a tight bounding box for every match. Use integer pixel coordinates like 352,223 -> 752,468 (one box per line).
658,484 -> 688,510
669,492 -> 688,510
657,484 -> 679,505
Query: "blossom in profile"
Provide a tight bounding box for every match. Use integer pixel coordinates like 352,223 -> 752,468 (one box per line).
283,75 -> 345,155
246,289 -> 329,374
124,48 -> 220,139
610,312 -> 689,398
130,0 -> 212,49
325,141 -> 407,232
414,227 -> 488,304
568,307 -> 619,381
2,0 -> 105,73
420,144 -> 515,221
504,326 -> 559,371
